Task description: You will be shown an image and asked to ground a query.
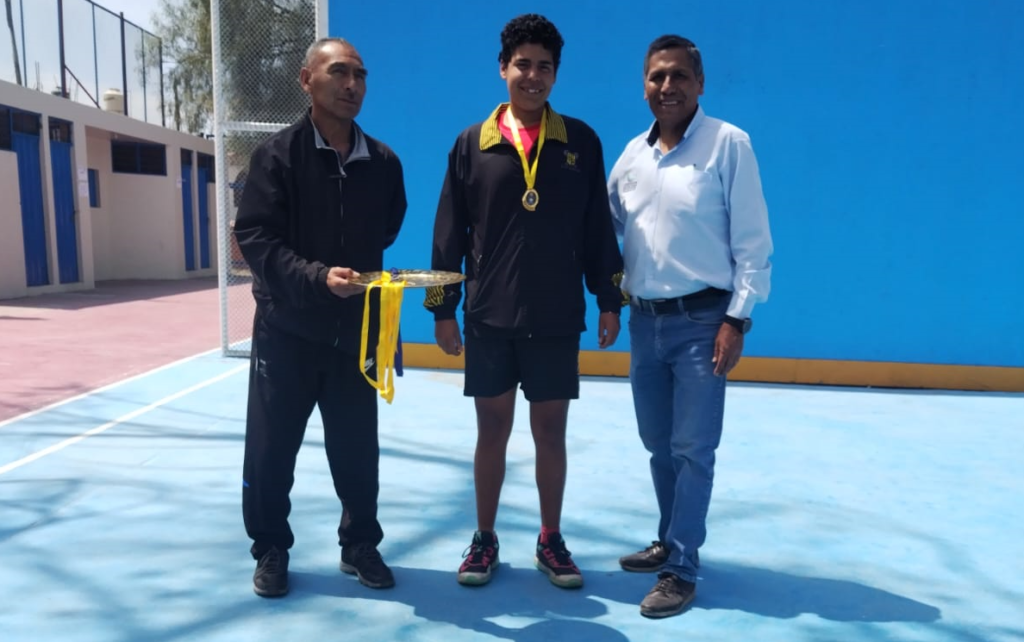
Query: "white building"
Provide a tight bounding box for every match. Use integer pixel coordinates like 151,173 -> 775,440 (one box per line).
0,79 -> 218,300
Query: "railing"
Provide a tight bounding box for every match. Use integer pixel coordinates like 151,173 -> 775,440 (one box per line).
1,0 -> 165,127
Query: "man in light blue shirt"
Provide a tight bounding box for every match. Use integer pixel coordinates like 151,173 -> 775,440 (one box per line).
608,34 -> 773,618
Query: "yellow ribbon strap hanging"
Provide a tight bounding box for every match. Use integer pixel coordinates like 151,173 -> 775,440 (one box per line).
506,106 -> 547,211
359,271 -> 406,404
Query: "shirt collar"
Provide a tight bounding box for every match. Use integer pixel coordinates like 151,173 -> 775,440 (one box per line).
479,103 -> 569,150
310,113 -> 370,162
645,105 -> 706,148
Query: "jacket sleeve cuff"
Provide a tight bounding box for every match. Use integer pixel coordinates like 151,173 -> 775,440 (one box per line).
598,295 -> 625,314
315,265 -> 331,297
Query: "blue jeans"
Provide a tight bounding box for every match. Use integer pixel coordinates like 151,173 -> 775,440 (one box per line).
628,298 -> 728,582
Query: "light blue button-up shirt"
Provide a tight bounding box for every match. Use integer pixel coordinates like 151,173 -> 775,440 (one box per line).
608,107 -> 773,320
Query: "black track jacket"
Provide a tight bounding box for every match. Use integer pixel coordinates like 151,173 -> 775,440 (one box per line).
426,105 -> 624,337
234,114 -> 406,355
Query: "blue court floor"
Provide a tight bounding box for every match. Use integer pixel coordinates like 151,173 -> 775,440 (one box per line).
1,353 -> 1021,642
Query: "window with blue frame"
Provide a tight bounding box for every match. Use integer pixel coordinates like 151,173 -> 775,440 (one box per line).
111,141 -> 167,175
87,169 -> 100,207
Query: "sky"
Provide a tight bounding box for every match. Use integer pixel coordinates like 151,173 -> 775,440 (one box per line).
89,0 -> 162,31
0,0 -> 166,117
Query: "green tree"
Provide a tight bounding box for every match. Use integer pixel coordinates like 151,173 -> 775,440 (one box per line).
152,0 -> 314,134
152,0 -> 212,133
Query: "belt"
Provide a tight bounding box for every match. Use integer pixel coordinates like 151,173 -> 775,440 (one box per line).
631,287 -> 729,316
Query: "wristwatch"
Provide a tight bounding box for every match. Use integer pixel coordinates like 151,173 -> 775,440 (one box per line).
724,316 -> 752,334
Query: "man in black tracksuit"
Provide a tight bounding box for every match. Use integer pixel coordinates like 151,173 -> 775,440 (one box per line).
426,14 -> 625,590
234,38 -> 406,598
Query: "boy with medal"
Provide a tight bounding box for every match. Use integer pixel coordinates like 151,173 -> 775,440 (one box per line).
426,14 -> 625,589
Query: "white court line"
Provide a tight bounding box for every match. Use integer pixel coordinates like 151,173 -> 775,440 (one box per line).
0,347 -> 226,430
0,363 -> 248,476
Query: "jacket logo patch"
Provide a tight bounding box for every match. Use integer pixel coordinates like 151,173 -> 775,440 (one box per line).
562,150 -> 581,171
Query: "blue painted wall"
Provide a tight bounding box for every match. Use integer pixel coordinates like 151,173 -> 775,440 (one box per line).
330,0 -> 1024,367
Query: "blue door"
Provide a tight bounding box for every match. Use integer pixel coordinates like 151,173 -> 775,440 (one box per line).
197,165 -> 211,269
50,138 -> 79,283
181,151 -> 195,271
12,130 -> 49,286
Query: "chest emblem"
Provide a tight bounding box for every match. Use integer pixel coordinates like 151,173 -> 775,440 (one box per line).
562,150 -> 580,171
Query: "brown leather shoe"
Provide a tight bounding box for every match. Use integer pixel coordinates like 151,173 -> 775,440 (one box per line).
640,572 -> 696,618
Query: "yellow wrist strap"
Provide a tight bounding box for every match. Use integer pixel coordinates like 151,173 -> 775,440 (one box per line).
359,271 -> 406,404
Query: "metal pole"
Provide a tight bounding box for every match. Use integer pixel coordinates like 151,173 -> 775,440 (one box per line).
211,0 -> 230,355
92,4 -> 99,102
141,34 -> 147,122
57,0 -> 67,97
315,0 -> 328,38
119,12 -> 128,116
18,0 -> 27,84
159,39 -> 165,128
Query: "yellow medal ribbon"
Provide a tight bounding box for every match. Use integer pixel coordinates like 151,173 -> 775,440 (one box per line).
359,271 -> 406,404
506,106 -> 547,211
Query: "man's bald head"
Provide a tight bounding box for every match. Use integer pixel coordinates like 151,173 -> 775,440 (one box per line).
303,37 -> 362,69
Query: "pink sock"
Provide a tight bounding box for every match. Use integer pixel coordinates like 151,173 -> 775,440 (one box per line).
540,526 -> 560,544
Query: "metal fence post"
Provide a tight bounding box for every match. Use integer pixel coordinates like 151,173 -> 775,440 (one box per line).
92,3 -> 99,101
211,0 -> 229,354
57,0 -> 67,97
159,40 -> 166,128
212,0 -> 320,357
141,35 -> 147,122
316,0 -> 328,38
19,0 -> 27,84
119,12 -> 128,116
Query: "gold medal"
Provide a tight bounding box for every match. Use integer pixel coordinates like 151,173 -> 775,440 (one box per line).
522,188 -> 539,211
506,106 -> 547,212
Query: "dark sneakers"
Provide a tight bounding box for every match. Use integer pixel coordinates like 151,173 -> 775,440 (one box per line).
341,542 -> 396,589
253,547 -> 289,598
619,541 -> 669,572
534,533 -> 584,588
458,531 -> 500,586
640,572 -> 696,618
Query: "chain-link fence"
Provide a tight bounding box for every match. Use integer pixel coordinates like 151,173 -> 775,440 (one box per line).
212,0 -> 323,356
0,0 -> 163,126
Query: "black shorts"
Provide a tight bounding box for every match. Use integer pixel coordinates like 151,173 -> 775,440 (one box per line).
463,334 -> 580,402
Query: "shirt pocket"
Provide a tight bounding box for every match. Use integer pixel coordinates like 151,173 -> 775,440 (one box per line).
664,164 -> 717,216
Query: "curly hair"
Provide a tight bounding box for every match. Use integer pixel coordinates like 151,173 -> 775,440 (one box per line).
498,14 -> 565,71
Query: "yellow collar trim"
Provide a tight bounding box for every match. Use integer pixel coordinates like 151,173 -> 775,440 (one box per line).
479,103 -> 568,150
